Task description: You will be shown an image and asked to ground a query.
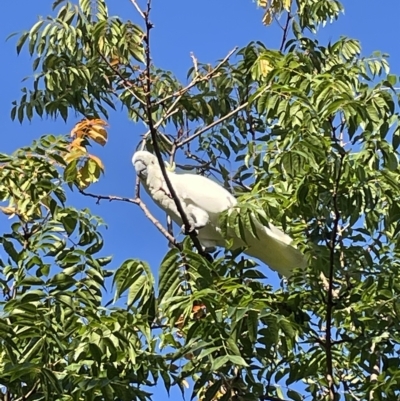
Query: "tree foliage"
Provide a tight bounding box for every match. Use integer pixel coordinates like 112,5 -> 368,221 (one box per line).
2,0 -> 400,400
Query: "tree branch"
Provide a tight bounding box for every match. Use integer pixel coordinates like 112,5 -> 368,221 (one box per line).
138,47 -> 238,149
154,46 -> 238,107
182,152 -> 251,191
78,189 -> 180,248
177,100 -> 251,148
325,150 -> 345,400
141,1 -> 209,259
97,49 -> 147,107
368,343 -> 380,401
13,380 -> 40,401
129,0 -> 146,19
279,12 -> 292,52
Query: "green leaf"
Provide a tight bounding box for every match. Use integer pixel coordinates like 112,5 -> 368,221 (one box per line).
227,355 -> 249,367
211,355 -> 230,371
2,239 -> 20,263
16,31 -> 29,54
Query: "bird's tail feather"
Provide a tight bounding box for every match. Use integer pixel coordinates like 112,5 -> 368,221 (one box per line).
235,218 -> 306,277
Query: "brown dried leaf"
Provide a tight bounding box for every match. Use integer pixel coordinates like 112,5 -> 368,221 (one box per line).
262,8 -> 273,25
71,118 -> 108,146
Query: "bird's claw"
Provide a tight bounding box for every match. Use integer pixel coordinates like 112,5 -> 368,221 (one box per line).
181,224 -> 198,236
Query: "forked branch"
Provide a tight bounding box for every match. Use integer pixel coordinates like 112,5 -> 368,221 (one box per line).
78,188 -> 180,248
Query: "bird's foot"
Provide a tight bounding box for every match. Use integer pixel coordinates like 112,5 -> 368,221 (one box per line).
181,224 -> 198,236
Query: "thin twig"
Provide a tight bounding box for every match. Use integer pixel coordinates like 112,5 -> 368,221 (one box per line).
129,0 -> 146,19
182,152 -> 251,192
142,0 -> 208,258
14,380 -> 40,401
136,197 -> 180,247
78,189 -> 180,247
78,189 -> 135,204
139,47 -> 238,149
139,99 -> 181,149
98,50 -> 147,106
177,101 -> 251,148
154,46 -> 238,107
279,12 -> 292,52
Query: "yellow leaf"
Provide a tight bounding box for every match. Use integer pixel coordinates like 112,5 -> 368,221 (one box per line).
87,158 -> 99,175
88,154 -> 105,171
64,149 -> 87,164
0,206 -> 16,216
76,163 -> 91,189
283,0 -> 291,11
70,121 -> 87,138
259,58 -> 273,76
76,159 -> 102,189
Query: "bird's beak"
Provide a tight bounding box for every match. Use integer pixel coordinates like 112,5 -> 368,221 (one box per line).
134,160 -> 148,177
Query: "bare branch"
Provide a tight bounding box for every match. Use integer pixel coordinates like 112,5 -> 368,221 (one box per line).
183,151 -> 251,192
154,46 -> 238,107
177,101 -> 250,148
176,84 -> 270,149
98,50 -> 147,107
78,188 -> 180,248
129,0 -> 146,19
190,52 -> 199,75
139,48 -> 238,149
141,0 -> 209,258
78,189 -> 136,205
14,380 -> 40,401
139,98 -> 180,149
279,12 -> 292,52
136,197 -> 181,247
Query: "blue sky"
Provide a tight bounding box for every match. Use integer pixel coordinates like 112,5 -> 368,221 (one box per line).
1,0 -> 400,398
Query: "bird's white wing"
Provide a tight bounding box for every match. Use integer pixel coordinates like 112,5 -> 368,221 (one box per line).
168,173 -> 237,216
167,173 -> 238,248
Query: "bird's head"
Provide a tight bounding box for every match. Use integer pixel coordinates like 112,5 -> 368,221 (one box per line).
132,151 -> 157,177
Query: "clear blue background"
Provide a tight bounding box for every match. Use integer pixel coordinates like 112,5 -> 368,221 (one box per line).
0,1 -> 399,398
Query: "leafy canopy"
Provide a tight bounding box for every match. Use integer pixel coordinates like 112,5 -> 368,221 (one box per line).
2,0 -> 400,400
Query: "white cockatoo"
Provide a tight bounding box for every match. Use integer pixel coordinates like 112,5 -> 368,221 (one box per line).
132,150 -> 306,277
